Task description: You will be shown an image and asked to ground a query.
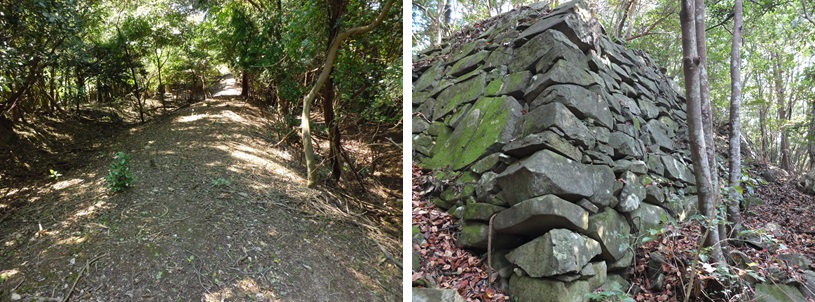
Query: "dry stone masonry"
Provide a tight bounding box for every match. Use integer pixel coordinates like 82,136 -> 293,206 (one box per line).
413,1 -> 701,301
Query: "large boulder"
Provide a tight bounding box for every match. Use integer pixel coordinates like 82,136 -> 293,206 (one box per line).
495,150 -> 614,206
506,228 -> 601,277
493,195 -> 589,235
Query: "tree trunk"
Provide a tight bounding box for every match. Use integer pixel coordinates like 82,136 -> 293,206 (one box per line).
300,0 -> 395,187
117,25 -> 144,123
322,0 -> 348,183
726,0 -> 743,239
680,0 -> 725,265
773,52 -> 792,171
809,99 -> 815,171
694,0 -> 726,247
155,48 -> 166,112
241,70 -> 250,98
322,76 -> 342,182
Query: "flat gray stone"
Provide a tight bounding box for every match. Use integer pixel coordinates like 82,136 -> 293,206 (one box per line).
502,131 -> 582,161
524,60 -> 597,101
496,150 -> 613,205
517,102 -> 596,149
493,195 -> 589,236
530,84 -> 614,129
506,229 -> 601,278
608,131 -> 643,159
661,155 -> 694,183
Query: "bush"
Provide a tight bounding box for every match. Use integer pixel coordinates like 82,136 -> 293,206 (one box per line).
105,152 -> 135,192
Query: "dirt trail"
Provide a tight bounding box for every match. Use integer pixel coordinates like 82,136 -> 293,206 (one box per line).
0,77 -> 401,301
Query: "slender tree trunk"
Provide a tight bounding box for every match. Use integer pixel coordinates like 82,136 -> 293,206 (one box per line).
116,25 -> 144,123
76,70 -> 84,111
680,0 -> 725,265
759,91 -> 768,162
694,0 -> 726,247
726,0 -> 743,239
809,99 -> 815,171
301,0 -> 395,187
242,70 -> 250,98
155,49 -> 165,112
323,77 -> 342,181
48,65 -> 57,112
773,52 -> 792,171
322,0 -> 347,182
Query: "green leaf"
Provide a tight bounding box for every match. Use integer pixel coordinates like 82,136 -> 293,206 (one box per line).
155,271 -> 163,280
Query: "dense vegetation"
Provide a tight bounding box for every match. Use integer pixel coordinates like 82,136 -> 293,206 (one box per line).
0,0 -> 402,184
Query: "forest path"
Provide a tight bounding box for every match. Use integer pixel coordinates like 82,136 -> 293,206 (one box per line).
0,77 -> 401,301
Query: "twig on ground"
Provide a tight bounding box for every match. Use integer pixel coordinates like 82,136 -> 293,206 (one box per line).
373,238 -> 402,269
62,253 -> 106,302
12,277 -> 24,291
273,128 -> 298,148
385,137 -> 402,150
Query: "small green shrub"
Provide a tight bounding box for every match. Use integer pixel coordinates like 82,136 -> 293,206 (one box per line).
105,152 -> 135,192
210,177 -> 231,187
49,169 -> 62,180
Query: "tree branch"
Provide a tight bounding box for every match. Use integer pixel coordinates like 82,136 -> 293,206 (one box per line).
300,0 -> 396,187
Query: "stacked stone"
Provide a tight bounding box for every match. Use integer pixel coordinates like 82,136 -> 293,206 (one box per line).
413,1 -> 701,301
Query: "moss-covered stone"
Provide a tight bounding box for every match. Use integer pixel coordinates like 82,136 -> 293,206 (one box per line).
427,121 -> 451,137
462,203 -> 506,222
471,153 -> 501,174
432,73 -> 486,120
485,79 -> 503,97
445,103 -> 472,128
423,96 -> 522,170
414,62 -> 443,92
458,222 -> 523,249
451,39 -> 487,62
484,46 -> 513,70
449,50 -> 490,77
413,133 -> 435,157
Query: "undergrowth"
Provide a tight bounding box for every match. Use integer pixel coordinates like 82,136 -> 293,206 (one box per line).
105,151 -> 135,192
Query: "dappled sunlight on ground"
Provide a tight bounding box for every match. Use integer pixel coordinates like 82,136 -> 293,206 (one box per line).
0,95 -> 400,301
51,178 -> 84,190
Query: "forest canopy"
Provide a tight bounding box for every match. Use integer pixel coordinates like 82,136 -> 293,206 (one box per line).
0,0 -> 402,129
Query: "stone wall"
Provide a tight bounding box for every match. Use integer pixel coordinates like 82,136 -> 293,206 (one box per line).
412,1 -> 699,301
